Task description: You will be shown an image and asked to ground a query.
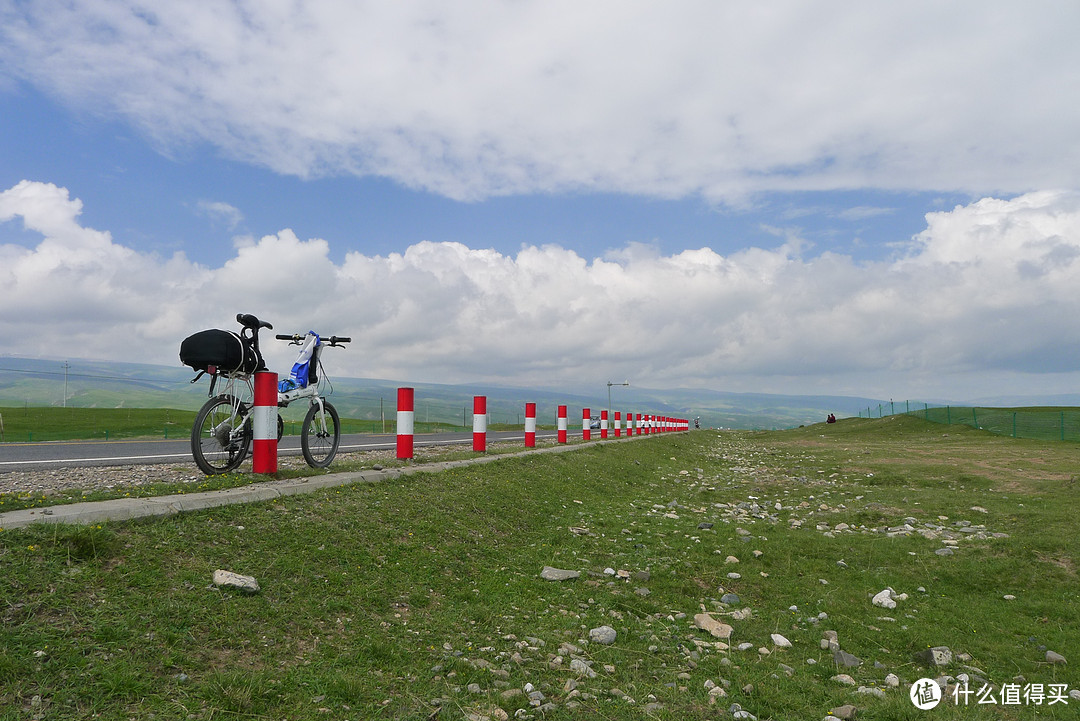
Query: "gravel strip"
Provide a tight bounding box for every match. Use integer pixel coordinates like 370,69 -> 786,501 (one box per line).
0,439 -> 556,497
0,449 -> 399,497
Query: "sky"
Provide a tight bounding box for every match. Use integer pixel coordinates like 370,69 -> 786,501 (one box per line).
2,1 -> 1080,403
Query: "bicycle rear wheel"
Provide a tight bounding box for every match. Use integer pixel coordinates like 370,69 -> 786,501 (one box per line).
191,395 -> 252,475
301,400 -> 340,468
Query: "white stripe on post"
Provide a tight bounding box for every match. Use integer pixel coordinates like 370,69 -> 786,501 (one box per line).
252,370 -> 278,474
397,387 -> 414,459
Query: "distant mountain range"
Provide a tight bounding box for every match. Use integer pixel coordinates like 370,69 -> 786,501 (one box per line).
2,354 -> 1053,430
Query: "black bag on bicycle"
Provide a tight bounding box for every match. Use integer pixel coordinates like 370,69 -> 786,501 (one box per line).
180,329 -> 262,375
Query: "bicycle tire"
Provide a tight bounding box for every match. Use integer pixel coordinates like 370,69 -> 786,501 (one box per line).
191,395 -> 252,475
301,400 -> 340,468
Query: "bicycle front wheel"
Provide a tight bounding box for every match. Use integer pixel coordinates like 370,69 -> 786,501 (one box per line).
191,395 -> 251,475
301,400 -> 340,468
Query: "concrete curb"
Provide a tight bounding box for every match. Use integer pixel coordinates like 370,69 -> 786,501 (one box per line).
0,435 -> 657,530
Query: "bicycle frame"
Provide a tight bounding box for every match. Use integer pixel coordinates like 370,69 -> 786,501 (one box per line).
188,314 -> 349,474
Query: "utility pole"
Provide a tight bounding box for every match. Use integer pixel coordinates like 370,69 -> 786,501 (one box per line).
62,361 -> 70,407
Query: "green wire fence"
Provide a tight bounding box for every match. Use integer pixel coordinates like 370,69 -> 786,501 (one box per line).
859,401 -> 1080,442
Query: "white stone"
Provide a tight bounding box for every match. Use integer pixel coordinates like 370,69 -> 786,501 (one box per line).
871,588 -> 896,609
570,659 -> 596,678
212,569 -> 259,593
589,626 -> 617,645
771,633 -> 792,648
1046,650 -> 1067,665
540,566 -> 580,581
694,613 -> 733,640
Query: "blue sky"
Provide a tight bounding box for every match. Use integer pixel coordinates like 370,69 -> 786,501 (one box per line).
0,82 -> 964,268
2,1 -> 1080,402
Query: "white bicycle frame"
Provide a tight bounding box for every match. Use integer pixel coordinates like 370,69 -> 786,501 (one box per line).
276,342 -> 331,432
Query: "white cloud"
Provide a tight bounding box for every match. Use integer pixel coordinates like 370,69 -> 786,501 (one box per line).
2,1 -> 1078,202
3,180 -> 1080,399
195,200 -> 244,231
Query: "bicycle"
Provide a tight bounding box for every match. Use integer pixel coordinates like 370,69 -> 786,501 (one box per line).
181,313 -> 351,475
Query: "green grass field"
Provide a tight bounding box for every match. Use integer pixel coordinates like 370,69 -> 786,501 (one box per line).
1,416 -> 1078,719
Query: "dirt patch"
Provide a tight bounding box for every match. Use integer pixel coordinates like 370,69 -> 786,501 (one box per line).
1035,552 -> 1077,577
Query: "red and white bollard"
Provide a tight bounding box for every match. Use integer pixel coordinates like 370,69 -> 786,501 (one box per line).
635,413 -> 642,435
473,395 -> 487,452
252,370 -> 278,474
525,402 -> 537,448
614,411 -> 622,437
582,408 -> 591,441
397,387 -> 414,459
601,410 -> 608,439
558,405 -> 568,443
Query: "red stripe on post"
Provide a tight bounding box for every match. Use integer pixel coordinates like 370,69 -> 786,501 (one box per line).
252,371 -> 278,474
397,387 -> 414,459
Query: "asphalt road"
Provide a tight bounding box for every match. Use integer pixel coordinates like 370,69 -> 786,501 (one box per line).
0,430 -> 560,472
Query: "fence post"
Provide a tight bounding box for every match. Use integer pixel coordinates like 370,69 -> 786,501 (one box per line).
252,370 -> 278,474
525,402 -> 536,447
1012,412 -> 1017,438
582,408 -> 591,441
397,387 -> 414,459
473,396 -> 487,452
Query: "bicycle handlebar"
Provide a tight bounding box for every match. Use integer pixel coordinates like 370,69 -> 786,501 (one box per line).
275,333 -> 351,346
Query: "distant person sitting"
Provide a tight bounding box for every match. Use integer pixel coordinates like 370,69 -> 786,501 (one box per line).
826,413 -> 836,423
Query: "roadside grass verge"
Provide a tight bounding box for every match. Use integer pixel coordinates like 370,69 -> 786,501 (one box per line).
0,438 -> 576,514
1,418 -> 1077,720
